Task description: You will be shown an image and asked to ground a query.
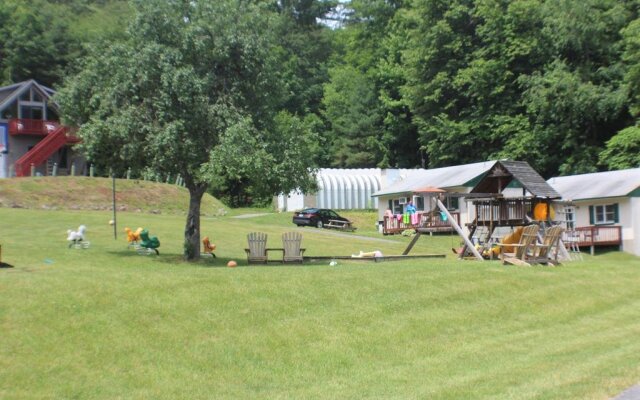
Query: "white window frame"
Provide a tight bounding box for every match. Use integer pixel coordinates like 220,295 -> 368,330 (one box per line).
563,206 -> 575,230
594,204 -> 616,224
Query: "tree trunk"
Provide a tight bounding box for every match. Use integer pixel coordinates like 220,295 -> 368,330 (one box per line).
184,182 -> 207,260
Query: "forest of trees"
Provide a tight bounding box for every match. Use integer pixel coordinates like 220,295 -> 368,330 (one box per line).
2,0 -> 638,181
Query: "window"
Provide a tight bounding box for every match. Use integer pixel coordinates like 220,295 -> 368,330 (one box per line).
590,204 -> 619,225
446,195 -> 459,210
390,199 -> 403,214
563,206 -> 575,230
413,196 -> 425,211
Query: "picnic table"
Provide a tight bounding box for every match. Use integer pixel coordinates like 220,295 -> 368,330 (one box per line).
325,219 -> 356,231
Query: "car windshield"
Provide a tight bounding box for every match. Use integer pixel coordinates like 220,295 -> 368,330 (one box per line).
300,208 -> 318,214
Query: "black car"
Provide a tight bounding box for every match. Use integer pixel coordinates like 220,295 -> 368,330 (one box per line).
292,208 -> 349,228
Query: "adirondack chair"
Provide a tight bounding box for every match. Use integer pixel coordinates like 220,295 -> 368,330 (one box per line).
532,225 -> 565,265
282,232 -> 305,263
497,224 -> 540,266
245,232 -> 268,264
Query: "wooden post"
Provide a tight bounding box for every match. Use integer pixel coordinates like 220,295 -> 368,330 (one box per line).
52,163 -> 58,177
126,168 -> 131,180
90,164 -> 94,177
437,199 -> 484,261
112,170 -> 117,240
30,163 -> 35,177
402,232 -> 422,255
70,163 -> 76,176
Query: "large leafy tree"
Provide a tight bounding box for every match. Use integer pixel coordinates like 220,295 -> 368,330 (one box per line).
322,0 -> 418,168
398,0 -> 636,176
56,0 -> 317,259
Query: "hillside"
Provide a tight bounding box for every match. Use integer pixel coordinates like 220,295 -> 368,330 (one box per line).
0,177 -> 226,216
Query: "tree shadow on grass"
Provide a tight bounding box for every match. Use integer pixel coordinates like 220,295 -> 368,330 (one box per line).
104,250 -> 329,268
105,250 -> 238,268
0,262 -> 15,268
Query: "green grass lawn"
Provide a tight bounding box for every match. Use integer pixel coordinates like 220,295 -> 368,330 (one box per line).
1,207 -> 639,399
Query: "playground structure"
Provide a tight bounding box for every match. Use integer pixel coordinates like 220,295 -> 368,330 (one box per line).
458,161 -> 565,261
399,161 -> 570,262
124,227 -> 160,255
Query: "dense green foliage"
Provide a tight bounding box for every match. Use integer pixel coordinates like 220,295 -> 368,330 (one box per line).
0,0 -> 130,87
2,0 -> 638,188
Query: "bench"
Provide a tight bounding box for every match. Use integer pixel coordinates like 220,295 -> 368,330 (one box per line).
326,219 -> 356,231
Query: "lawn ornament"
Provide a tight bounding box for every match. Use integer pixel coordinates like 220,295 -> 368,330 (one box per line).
138,229 -> 160,255
351,250 -> 383,259
125,227 -> 143,249
202,236 -> 217,258
67,225 -> 90,249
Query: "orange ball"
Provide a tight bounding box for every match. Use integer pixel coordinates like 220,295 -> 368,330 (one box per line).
227,260 -> 237,268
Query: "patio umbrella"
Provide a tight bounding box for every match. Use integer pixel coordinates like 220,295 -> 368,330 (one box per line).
413,186 -> 446,194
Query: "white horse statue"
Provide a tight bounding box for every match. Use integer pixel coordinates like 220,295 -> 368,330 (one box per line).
67,225 -> 89,249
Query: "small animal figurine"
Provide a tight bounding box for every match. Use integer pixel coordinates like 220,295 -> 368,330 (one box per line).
67,225 -> 89,249
139,229 -> 160,255
202,236 -> 217,258
125,227 -> 143,248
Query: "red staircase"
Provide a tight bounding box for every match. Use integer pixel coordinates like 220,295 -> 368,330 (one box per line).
15,126 -> 72,177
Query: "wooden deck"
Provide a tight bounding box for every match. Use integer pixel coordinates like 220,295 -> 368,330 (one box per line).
382,212 -> 460,235
565,226 -> 622,254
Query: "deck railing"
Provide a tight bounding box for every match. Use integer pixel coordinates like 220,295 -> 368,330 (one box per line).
473,198 -> 536,226
569,226 -> 622,247
382,211 -> 460,235
8,118 -> 60,136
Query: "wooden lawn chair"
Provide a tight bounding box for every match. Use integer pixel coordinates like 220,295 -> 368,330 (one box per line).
245,232 -> 268,264
282,232 -> 305,263
498,224 -> 540,266
532,225 -> 565,265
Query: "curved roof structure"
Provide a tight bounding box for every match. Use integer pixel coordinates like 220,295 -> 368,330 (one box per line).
315,168 -> 382,209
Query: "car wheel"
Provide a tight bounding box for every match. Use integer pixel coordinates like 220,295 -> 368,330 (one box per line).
316,220 -> 324,228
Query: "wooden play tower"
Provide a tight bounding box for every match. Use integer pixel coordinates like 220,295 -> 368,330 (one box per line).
459,161 -> 562,260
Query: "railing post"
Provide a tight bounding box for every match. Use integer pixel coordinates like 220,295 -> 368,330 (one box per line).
52,162 -> 58,177
30,163 -> 35,177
